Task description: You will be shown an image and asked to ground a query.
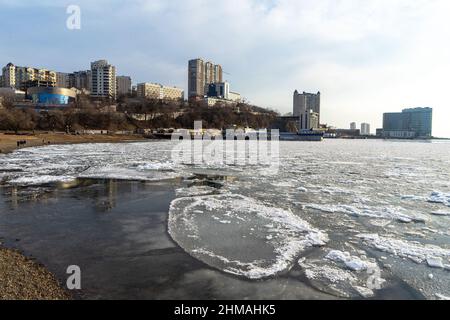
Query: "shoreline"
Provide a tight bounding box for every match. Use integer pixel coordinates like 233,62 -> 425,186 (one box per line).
0,132 -> 147,299
0,131 -> 147,155
0,246 -> 71,300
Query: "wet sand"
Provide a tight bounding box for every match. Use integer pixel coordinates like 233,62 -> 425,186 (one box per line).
0,132 -> 145,154
0,179 -> 423,300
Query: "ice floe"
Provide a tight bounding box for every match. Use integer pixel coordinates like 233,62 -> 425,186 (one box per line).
401,195 -> 426,201
79,166 -> 180,181
298,253 -> 384,298
431,211 -> 450,216
428,192 -> 450,207
168,194 -> 328,279
436,293 -> 450,300
8,175 -> 76,186
305,203 -> 427,223
325,250 -> 374,271
175,186 -> 220,197
357,234 -> 450,268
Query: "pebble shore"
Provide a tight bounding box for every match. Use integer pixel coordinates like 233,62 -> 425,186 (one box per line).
0,246 -> 71,300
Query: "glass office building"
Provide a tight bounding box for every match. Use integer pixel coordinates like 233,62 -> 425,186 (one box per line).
383,107 -> 433,138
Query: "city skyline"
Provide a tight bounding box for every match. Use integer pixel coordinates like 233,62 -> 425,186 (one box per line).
1,1 -> 449,137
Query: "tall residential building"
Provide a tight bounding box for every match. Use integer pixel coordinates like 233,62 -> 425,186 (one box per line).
56,72 -> 71,88
116,76 -> 132,96
137,83 -> 184,101
90,60 -> 116,99
293,90 -> 321,130
2,63 -> 56,90
383,107 -> 433,138
350,122 -> 357,130
361,123 -> 371,135
188,58 -> 223,99
2,63 -> 16,87
70,70 -> 92,92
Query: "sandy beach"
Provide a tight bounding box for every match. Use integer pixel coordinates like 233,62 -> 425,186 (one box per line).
0,132 -> 146,154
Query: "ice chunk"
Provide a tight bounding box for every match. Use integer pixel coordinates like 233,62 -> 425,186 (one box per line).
8,175 -> 76,186
353,286 -> 375,298
175,186 -> 219,197
168,194 -> 328,279
305,204 -> 426,223
436,293 -> 450,300
299,256 -> 383,299
401,195 -> 425,201
431,211 -> 450,216
427,257 -> 444,269
428,192 -> 450,207
326,250 -> 372,271
357,234 -> 450,267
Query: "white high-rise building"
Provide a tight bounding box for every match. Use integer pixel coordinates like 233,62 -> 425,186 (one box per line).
350,122 -> 357,130
2,63 -> 16,88
188,58 -> 223,99
293,90 -> 321,130
361,123 -> 371,135
90,60 -> 116,100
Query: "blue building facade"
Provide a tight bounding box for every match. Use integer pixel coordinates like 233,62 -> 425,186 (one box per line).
27,87 -> 76,106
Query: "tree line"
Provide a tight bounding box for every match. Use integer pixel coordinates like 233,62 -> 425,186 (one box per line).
0,96 -> 278,133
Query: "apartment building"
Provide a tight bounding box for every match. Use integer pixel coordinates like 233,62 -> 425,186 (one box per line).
56,72 -> 71,88
293,90 -> 321,130
116,76 -> 132,96
1,63 -> 56,90
1,63 -> 16,88
188,58 -> 223,99
90,60 -> 116,100
361,123 -> 371,135
137,82 -> 184,101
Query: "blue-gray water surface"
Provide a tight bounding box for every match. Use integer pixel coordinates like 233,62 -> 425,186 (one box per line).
0,139 -> 449,299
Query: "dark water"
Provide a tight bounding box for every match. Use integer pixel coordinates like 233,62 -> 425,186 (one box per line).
0,178 -> 421,300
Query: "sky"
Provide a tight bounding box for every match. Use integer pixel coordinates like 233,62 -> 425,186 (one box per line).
1,0 -> 449,137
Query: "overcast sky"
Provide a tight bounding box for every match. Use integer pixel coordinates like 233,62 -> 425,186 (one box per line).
1,0 -> 449,137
